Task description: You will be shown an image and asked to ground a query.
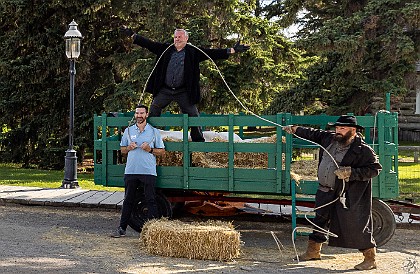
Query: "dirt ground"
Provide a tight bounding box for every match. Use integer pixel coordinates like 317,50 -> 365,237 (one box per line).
0,203 -> 418,274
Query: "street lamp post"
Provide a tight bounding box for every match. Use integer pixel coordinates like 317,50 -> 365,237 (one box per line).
61,20 -> 82,189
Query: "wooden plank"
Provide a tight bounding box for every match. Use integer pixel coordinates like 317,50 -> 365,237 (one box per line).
0,186 -> 123,209
80,191 -> 115,208
48,189 -> 89,202
25,189 -> 60,205
0,186 -> 38,193
44,189 -> 90,206
62,191 -> 98,206
27,189 -> 83,205
0,186 -> 42,196
0,186 -> 14,193
99,191 -> 124,209
0,187 -> 46,204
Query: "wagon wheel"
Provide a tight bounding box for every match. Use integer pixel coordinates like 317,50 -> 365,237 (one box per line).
171,202 -> 186,217
372,198 -> 396,247
161,189 -> 188,217
128,190 -> 172,232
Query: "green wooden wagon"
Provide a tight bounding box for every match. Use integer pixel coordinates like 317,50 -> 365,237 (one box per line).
94,110 -> 398,246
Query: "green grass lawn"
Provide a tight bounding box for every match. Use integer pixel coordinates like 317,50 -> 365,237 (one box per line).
0,163 -> 123,191
398,162 -> 420,201
0,161 -> 418,201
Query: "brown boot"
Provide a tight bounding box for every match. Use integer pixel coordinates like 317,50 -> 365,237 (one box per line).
354,247 -> 377,270
299,240 -> 322,261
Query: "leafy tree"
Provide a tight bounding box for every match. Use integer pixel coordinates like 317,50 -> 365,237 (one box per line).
0,0 -> 307,168
0,0 -> 132,167
114,0 -> 312,115
265,0 -> 420,115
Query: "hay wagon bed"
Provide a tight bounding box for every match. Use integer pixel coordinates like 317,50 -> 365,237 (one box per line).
94,111 -> 399,246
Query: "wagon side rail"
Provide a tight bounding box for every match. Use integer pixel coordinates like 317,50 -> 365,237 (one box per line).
94,111 -> 398,200
94,112 -> 295,195
288,111 -> 399,199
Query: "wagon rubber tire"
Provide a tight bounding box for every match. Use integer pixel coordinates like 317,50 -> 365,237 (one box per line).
128,191 -> 172,232
372,198 -> 396,247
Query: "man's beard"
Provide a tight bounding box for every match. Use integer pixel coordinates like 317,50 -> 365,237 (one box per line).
334,131 -> 354,144
136,117 -> 145,124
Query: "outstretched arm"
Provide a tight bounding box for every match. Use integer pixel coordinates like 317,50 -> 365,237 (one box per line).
120,26 -> 168,55
231,40 -> 250,53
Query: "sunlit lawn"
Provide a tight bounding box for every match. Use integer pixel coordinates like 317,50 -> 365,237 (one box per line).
0,163 -> 123,191
398,162 -> 420,202
0,161 -> 418,201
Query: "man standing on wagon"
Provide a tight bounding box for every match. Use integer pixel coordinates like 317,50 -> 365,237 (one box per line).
121,27 -> 249,142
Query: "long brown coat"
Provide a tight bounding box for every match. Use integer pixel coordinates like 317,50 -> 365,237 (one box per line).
295,127 -> 382,249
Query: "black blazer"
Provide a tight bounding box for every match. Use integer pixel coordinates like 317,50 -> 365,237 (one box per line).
134,34 -> 230,104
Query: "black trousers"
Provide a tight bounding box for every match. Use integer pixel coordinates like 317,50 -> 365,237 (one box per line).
309,189 -> 336,243
149,88 -> 205,142
119,174 -> 158,230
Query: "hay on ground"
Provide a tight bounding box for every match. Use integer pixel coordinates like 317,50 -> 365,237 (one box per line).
140,219 -> 241,261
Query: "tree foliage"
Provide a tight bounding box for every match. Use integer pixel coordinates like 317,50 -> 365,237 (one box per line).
0,0 -> 307,167
1,0 -> 418,169
265,0 -> 420,115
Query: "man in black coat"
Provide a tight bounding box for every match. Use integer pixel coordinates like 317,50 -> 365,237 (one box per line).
284,115 -> 382,270
122,28 -> 249,141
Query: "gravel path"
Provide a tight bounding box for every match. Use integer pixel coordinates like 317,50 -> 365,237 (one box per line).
0,203 -> 418,273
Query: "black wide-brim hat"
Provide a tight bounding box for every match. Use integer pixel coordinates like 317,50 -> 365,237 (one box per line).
328,115 -> 364,129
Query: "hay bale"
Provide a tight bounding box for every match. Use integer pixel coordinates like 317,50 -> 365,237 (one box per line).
158,133 -> 315,175
140,219 -> 241,261
291,160 -> 318,181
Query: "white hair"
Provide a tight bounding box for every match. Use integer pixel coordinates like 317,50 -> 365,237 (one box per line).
174,29 -> 189,38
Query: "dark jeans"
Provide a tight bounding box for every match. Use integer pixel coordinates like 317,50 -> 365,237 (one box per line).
119,174 -> 158,230
309,189 -> 336,243
149,88 -> 205,142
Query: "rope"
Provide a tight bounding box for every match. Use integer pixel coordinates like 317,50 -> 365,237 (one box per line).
135,40 -> 381,262
372,110 -> 390,147
128,42 -> 175,126
271,231 -> 285,257
136,43 -> 174,106
185,43 -> 347,255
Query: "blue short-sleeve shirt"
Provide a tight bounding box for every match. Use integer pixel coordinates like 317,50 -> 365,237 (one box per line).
120,123 -> 165,176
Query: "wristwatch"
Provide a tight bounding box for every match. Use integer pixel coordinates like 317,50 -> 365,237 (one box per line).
149,148 -> 154,154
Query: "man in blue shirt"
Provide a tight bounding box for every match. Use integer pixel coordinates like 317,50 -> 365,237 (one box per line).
111,104 -> 165,238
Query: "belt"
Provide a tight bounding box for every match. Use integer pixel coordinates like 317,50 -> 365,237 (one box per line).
319,184 -> 334,191
164,85 -> 185,91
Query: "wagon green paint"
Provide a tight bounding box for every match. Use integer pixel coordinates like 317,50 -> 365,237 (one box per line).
93,111 -> 399,245
94,111 -> 398,198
